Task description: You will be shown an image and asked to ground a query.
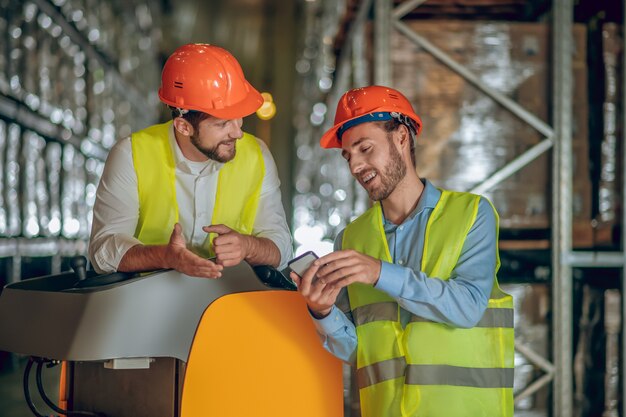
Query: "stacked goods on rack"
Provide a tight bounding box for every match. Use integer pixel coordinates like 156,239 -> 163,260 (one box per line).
0,1 -> 160,243
594,23 -> 622,247
394,0 -> 531,20
391,21 -> 591,247
0,1 -> 161,285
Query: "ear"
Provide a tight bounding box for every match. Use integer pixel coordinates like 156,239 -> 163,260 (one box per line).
396,124 -> 411,151
394,125 -> 415,165
173,118 -> 194,137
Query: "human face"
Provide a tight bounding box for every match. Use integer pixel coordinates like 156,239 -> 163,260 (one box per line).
340,122 -> 407,201
190,117 -> 244,163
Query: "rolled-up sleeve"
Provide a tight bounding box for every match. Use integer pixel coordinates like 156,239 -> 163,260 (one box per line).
88,138 -> 141,273
253,139 -> 293,269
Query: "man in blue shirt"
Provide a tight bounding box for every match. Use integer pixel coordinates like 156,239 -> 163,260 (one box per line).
292,86 -> 514,417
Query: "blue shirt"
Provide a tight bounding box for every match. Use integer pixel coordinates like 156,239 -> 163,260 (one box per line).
313,179 -> 497,363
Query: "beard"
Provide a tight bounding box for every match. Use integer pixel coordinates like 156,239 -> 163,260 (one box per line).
190,133 -> 237,163
366,138 -> 407,201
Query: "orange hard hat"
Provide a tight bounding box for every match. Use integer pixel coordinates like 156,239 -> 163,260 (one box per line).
158,44 -> 263,119
320,85 -> 422,149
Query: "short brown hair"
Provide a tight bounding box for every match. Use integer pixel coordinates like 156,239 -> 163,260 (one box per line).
169,107 -> 212,132
376,119 -> 416,167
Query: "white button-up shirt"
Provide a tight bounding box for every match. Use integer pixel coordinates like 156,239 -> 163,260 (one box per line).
89,124 -> 292,273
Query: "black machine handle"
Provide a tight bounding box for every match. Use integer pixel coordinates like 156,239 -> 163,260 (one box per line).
252,265 -> 297,291
70,255 -> 88,281
68,255 -> 135,290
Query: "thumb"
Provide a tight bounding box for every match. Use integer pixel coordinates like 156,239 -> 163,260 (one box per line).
169,223 -> 186,245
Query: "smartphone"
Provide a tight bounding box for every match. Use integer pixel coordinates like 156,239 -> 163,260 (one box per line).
287,251 -> 319,277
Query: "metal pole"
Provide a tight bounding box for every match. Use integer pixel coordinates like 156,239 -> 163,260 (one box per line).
323,0 -> 373,128
375,0 -> 392,86
514,340 -> 555,403
392,0 -> 428,19
352,8 -> 369,88
565,251 -> 626,267
552,1 -> 574,416
470,138 -> 553,194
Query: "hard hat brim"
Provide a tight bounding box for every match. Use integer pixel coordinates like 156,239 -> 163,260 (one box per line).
158,84 -> 263,120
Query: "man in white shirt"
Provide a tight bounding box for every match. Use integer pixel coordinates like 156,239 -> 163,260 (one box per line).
89,44 -> 292,278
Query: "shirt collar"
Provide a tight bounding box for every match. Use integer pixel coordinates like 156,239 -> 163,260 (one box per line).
414,179 -> 440,214
168,123 -> 224,175
382,179 -> 441,226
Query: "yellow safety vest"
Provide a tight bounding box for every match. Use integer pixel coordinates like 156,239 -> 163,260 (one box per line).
130,121 -> 264,253
342,189 -> 514,417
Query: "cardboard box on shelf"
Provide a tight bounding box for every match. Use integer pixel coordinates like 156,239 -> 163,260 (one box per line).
392,21 -> 591,245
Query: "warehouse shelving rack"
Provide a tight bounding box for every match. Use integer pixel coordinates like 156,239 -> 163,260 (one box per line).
323,0 -> 626,416
0,0 -> 159,284
30,0 -> 150,114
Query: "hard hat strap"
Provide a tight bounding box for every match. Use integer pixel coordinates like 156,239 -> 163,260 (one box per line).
389,112 -> 412,131
337,111 -> 417,142
174,107 -> 190,117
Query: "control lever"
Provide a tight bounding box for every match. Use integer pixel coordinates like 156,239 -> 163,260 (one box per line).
252,265 -> 297,290
70,256 -> 88,281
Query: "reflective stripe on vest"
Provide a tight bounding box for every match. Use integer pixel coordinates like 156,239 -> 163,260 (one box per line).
131,121 -> 264,249
409,307 -> 514,328
356,359 -> 515,389
406,365 -> 514,388
343,189 -> 514,417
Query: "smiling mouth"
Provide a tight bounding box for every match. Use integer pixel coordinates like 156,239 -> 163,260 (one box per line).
361,171 -> 377,184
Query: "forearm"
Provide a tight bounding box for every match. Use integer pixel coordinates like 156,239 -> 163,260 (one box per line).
253,141 -> 293,269
244,235 -> 281,267
118,243 -> 169,272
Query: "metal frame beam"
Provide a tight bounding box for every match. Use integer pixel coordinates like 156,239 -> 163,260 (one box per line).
369,2 -> 626,416
385,0 -> 560,409
392,21 -> 553,138
470,138 -> 553,195
375,0 -> 392,85
392,19 -> 554,193
393,0 -> 428,20
0,95 -> 108,161
514,339 -> 555,404
551,2 -> 574,416
324,0 -> 373,128
565,251 -> 626,268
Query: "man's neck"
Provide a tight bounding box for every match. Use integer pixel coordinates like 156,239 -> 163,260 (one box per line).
380,172 -> 424,225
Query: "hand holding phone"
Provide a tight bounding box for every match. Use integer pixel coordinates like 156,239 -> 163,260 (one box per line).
287,251 -> 319,277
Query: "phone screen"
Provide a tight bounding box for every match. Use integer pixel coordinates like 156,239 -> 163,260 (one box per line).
287,251 -> 319,277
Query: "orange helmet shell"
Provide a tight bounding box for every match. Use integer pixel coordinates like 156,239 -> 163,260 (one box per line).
320,86 -> 422,149
158,44 -> 263,119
